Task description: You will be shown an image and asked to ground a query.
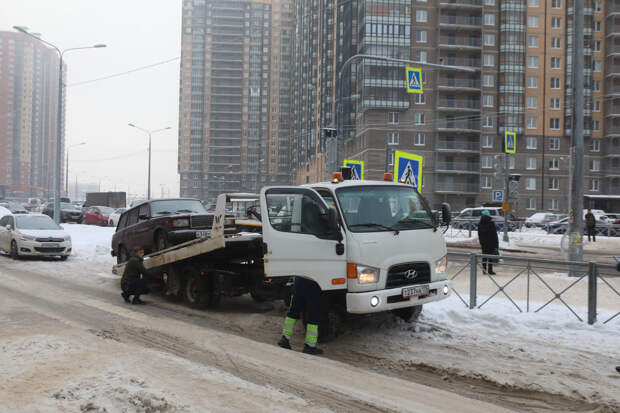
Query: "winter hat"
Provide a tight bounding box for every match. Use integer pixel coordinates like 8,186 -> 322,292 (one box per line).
481,210 -> 491,216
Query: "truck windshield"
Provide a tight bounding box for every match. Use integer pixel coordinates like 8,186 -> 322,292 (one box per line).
336,186 -> 435,233
150,199 -> 207,216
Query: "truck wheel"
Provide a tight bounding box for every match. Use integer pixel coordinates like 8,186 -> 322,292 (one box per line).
392,305 -> 423,323
183,268 -> 220,309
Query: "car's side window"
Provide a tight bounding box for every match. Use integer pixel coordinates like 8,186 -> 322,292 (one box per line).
266,189 -> 330,237
126,208 -> 139,226
138,204 -> 150,222
117,213 -> 127,230
0,217 -> 7,227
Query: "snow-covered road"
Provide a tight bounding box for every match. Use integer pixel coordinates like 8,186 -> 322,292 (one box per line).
0,224 -> 618,412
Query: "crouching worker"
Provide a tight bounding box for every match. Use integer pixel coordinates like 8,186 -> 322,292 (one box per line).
278,277 -> 324,355
121,247 -> 153,305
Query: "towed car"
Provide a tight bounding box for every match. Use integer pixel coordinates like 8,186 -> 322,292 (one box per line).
111,198 -> 236,263
0,214 -> 72,260
42,202 -> 83,223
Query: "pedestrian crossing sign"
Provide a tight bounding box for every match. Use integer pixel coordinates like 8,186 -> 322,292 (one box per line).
406,67 -> 423,94
394,151 -> 423,190
505,131 -> 516,154
343,159 -> 364,180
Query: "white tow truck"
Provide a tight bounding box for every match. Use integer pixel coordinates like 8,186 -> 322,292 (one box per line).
113,174 -> 453,340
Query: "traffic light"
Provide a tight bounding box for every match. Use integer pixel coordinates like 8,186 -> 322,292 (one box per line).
493,154 -> 504,180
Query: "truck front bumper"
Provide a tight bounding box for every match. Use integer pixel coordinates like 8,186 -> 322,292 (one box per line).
346,280 -> 451,314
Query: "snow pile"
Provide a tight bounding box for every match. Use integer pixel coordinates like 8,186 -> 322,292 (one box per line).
61,224 -> 116,264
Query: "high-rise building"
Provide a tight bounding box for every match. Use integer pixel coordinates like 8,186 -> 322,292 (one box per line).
0,31 -> 64,199
604,0 -> 620,211
178,0 -> 295,201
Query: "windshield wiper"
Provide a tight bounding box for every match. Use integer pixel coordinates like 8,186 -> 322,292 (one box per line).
349,222 -> 400,235
175,209 -> 197,213
396,216 -> 435,229
154,211 -> 172,215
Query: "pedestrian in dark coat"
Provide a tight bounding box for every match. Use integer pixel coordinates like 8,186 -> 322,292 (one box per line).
478,210 -> 499,275
585,209 -> 596,242
121,247 -> 153,304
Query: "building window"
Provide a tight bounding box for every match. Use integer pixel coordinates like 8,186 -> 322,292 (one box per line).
590,139 -> 601,152
550,118 -> 560,130
527,117 -> 537,129
549,178 -> 560,190
550,98 -> 560,110
528,56 -> 539,68
416,10 -> 427,22
527,198 -> 537,210
481,176 -> 492,189
388,132 -> 399,145
484,0 -> 495,5
551,37 -> 561,49
484,34 -> 495,46
483,116 -> 493,128
549,158 -> 560,170
482,135 -> 493,148
528,0 -> 539,6
593,80 -> 601,91
414,94 -> 426,104
551,78 -> 560,89
550,137 -> 560,150
508,156 -> 516,170
484,14 -> 495,26
528,77 -> 538,88
593,120 -> 600,131
483,74 -> 494,87
552,0 -> 561,8
528,16 -> 539,28
526,157 -> 537,170
594,40 -> 601,52
416,30 -> 427,43
526,177 -> 537,190
549,199 -> 559,210
483,95 -> 493,107
591,159 -> 600,171
591,179 -> 600,191
526,137 -> 537,149
593,61 -> 601,72
595,1 -> 602,12
388,112 -> 399,124
551,17 -> 561,28
416,50 -> 428,63
483,54 -> 495,67
595,21 -> 601,32
527,96 -> 537,109
528,36 -> 539,48
551,57 -> 561,69
414,113 -> 425,125
414,133 -> 425,146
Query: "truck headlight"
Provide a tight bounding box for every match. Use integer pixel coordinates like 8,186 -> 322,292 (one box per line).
435,255 -> 448,274
357,266 -> 379,284
172,219 -> 189,228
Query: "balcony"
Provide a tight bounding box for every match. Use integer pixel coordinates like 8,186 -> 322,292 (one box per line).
437,98 -> 481,111
434,181 -> 480,194
436,139 -> 480,152
439,0 -> 482,9
605,167 -> 620,176
605,86 -> 620,96
438,78 -> 481,91
435,161 -> 480,173
439,57 -> 481,69
436,119 -> 481,132
362,78 -> 405,89
500,24 -> 525,33
439,36 -> 482,49
439,15 -> 482,29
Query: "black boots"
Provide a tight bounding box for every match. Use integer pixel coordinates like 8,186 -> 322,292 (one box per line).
277,336 -> 291,349
302,344 -> 323,355
132,296 -> 145,305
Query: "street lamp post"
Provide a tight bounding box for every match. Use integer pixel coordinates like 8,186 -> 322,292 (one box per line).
66,141 -> 86,197
13,26 -> 105,224
128,123 -> 171,200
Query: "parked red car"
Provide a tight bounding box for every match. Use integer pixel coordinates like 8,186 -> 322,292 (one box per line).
83,206 -> 115,226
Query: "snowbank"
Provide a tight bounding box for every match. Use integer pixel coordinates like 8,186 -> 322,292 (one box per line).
60,224 -> 116,264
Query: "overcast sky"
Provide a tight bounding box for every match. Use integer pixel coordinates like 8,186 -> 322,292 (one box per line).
0,0 -> 182,198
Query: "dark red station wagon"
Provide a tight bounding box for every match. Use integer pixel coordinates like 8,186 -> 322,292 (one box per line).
111,198 -> 234,263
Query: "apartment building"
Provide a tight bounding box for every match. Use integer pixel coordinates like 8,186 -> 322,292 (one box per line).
0,31 -> 64,199
604,0 -> 620,211
178,0 -> 294,201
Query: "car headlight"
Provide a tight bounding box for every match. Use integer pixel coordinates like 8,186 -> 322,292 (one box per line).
64,236 -> 71,241
435,255 -> 448,274
172,219 -> 189,228
18,234 -> 36,241
357,265 -> 380,284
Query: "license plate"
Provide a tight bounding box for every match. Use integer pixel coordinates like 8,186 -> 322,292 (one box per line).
195,231 -> 210,238
402,285 -> 429,299
46,243 -> 59,248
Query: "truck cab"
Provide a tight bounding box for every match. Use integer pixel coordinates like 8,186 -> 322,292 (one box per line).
260,177 -> 451,322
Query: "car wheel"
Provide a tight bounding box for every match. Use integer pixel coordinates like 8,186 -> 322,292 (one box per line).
117,245 -> 128,264
10,240 -> 19,259
155,231 -> 169,252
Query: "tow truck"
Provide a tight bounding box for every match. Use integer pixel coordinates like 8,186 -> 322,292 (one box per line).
112,173 -> 453,340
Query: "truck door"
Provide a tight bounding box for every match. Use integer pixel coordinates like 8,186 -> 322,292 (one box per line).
260,187 -> 346,291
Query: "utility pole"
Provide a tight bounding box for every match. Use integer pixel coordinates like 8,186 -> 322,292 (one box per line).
503,153 -> 510,243
568,0 -> 585,264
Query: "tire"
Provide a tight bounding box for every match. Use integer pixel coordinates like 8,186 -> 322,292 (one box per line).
183,267 -> 220,309
154,231 -> 169,252
10,240 -> 19,260
392,305 -> 423,323
303,305 -> 344,343
117,245 -> 128,264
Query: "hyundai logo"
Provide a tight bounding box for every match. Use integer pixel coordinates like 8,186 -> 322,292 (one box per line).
404,269 -> 418,280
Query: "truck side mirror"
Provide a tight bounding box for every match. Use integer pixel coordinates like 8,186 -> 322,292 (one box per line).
441,203 -> 452,225
327,207 -> 343,242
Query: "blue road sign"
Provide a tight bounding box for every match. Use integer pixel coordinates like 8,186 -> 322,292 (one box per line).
394,151 -> 423,189
343,159 -> 364,180
505,131 -> 516,154
406,67 -> 423,94
492,190 -> 504,202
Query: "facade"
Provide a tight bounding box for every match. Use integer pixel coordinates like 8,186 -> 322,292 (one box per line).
288,0 -> 615,216
0,31 -> 64,200
178,0 -> 294,201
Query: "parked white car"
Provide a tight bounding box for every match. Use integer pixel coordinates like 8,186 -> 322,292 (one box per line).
0,214 -> 72,260
108,208 -> 126,227
525,212 -> 563,228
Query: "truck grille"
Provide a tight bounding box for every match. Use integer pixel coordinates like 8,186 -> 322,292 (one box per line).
191,215 -> 214,228
35,237 -> 64,243
386,262 -> 431,288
